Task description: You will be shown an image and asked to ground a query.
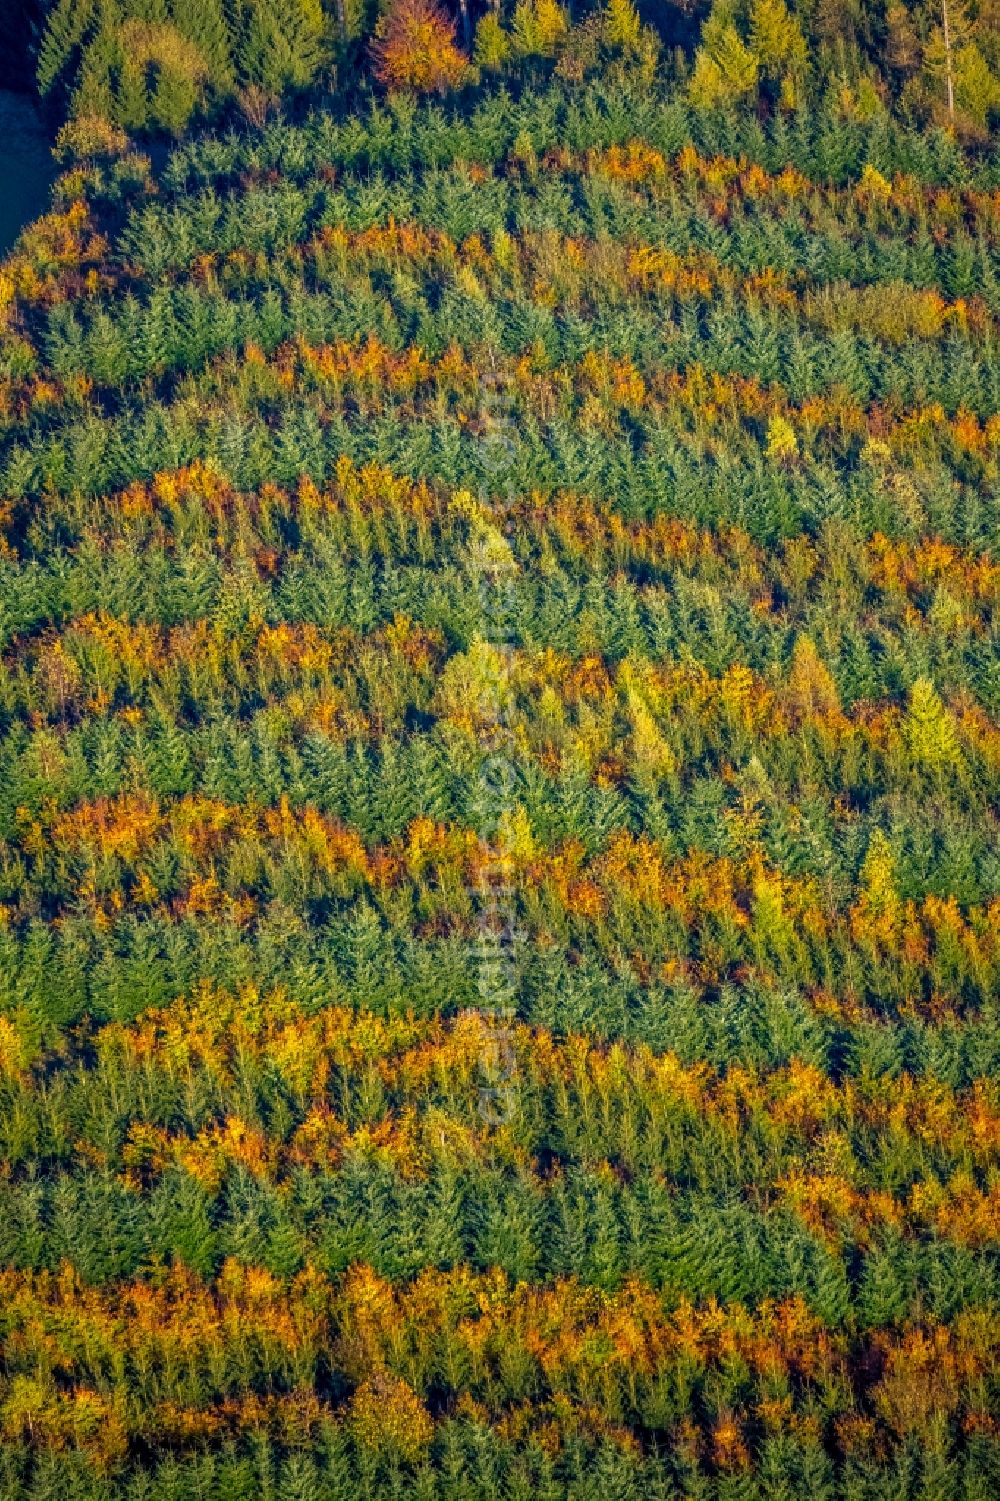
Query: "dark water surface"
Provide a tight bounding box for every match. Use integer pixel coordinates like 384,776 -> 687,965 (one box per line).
0,90 -> 57,255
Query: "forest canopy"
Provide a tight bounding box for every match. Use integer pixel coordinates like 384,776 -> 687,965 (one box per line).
5,0 -> 998,138
0,1 -> 999,1498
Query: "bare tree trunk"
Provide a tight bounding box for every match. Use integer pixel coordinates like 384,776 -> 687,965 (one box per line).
942,0 -> 955,122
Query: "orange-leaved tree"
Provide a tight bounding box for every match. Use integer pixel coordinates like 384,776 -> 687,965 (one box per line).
372,0 -> 468,93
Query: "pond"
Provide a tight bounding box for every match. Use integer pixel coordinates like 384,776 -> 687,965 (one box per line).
0,89 -> 57,256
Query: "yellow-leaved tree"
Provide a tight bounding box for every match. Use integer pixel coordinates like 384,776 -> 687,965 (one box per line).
787,634 -> 841,719
749,0 -> 808,104
853,827 -> 901,948
904,677 -> 962,773
348,1373 -> 433,1461
690,0 -> 807,110
512,0 -> 570,56
689,3 -> 759,109
766,414 -> 799,463
474,12 -> 512,67
603,0 -> 642,50
372,0 -> 468,93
